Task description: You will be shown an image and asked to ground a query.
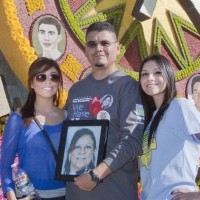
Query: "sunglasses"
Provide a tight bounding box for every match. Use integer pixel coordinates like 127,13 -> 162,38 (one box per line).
86,40 -> 117,48
35,73 -> 60,83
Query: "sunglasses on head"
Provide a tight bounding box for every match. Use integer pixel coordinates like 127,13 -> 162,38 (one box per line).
35,73 -> 60,83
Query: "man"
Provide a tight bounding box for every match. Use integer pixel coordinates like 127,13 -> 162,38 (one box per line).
65,21 -> 144,200
191,75 -> 200,112
38,17 -> 62,60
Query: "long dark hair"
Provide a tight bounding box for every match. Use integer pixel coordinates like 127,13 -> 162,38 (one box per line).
139,54 -> 177,146
20,57 -> 63,125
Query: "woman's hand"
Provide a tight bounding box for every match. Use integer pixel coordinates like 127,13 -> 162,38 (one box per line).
6,190 -> 35,200
171,189 -> 200,200
6,191 -> 17,200
19,196 -> 35,200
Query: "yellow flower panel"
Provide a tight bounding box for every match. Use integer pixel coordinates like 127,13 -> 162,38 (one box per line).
60,54 -> 83,83
25,0 -> 45,15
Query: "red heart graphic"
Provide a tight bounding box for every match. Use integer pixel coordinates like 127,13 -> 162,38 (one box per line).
89,97 -> 103,117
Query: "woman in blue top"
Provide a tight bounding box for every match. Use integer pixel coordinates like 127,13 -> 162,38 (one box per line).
139,54 -> 200,200
1,57 -> 66,200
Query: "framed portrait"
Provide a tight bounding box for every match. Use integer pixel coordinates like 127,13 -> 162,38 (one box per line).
55,120 -> 109,181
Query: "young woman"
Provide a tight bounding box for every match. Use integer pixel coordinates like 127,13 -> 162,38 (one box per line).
139,54 -> 200,200
1,57 -> 66,200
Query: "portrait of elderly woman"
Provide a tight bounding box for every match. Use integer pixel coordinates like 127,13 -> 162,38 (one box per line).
63,128 -> 97,175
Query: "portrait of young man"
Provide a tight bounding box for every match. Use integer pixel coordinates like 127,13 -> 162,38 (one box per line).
186,73 -> 200,112
31,15 -> 66,60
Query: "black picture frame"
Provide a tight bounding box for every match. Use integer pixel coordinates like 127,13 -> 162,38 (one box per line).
55,120 -> 109,181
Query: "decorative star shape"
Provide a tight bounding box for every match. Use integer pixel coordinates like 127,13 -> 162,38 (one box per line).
83,0 -> 137,41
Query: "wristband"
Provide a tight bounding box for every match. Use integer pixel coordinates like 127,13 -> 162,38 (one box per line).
89,170 -> 101,184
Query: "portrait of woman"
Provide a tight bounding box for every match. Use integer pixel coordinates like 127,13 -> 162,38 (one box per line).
100,94 -> 113,109
62,128 -> 97,176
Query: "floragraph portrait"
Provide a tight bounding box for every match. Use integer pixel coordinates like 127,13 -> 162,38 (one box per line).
31,15 -> 66,61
